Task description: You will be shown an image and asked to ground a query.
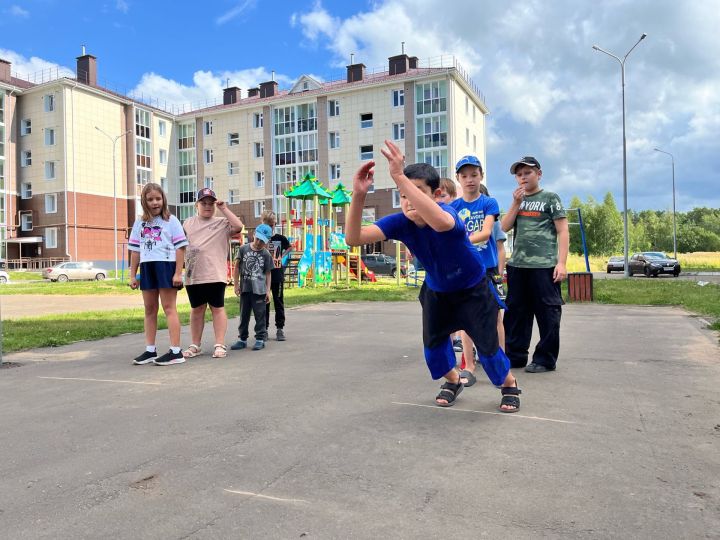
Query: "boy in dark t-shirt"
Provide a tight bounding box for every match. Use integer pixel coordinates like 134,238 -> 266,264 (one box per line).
346,140 -> 521,412
261,210 -> 291,341
501,156 -> 569,373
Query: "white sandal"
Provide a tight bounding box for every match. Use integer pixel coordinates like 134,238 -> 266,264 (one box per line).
183,344 -> 202,358
212,344 -> 227,358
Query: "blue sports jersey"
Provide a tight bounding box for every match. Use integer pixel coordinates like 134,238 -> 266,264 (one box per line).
451,195 -> 500,269
375,203 -> 486,292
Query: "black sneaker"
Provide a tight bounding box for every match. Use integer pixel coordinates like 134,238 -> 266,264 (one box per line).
276,329 -> 286,341
154,350 -> 186,366
133,350 -> 157,365
230,340 -> 247,350
525,363 -> 554,373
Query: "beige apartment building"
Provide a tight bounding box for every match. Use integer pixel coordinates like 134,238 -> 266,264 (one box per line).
0,51 -> 488,268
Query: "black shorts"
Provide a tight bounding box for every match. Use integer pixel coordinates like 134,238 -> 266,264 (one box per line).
419,277 -> 500,357
186,282 -> 227,308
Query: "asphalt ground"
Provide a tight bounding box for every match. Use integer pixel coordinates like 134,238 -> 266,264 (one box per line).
1,302 -> 719,539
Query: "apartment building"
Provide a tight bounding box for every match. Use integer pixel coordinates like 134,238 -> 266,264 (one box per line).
0,51 -> 488,267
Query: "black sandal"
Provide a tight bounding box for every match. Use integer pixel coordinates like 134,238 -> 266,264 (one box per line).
459,370 -> 477,387
436,380 -> 463,407
498,383 -> 521,413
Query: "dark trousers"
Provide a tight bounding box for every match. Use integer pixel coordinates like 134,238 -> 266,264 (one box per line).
238,292 -> 267,341
265,270 -> 285,330
503,266 -> 563,369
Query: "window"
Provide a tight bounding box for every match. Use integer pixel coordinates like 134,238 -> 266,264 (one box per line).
328,99 -> 340,117
329,131 -> 340,149
159,149 -> 167,165
229,189 -> 240,203
330,163 -> 341,180
416,115 -> 448,149
228,161 -> 239,175
392,122 -> 405,141
21,151 -> 32,167
45,193 -> 57,213
204,149 -> 214,164
204,176 -> 214,189
392,89 -> 405,107
44,94 -> 55,112
392,189 -> 401,208
473,106 -> 476,123
178,123 -> 195,149
21,213 -> 33,231
360,113 -> 373,129
228,132 -> 239,146
160,177 -> 168,193
254,200 -> 265,217
253,113 -> 263,128
21,182 -> 32,198
45,161 -> 56,180
136,169 -> 152,186
466,128 -> 470,146
135,108 -> 151,139
21,119 -> 31,135
360,145 -> 373,160
158,120 -> 166,137
465,96 -> 469,114
254,142 -> 264,158
416,80 -> 448,115
45,128 -> 56,146
203,121 -> 213,135
45,227 -> 58,249
178,177 -> 196,204
136,140 -> 151,168
254,171 -> 265,188
473,134 -> 477,152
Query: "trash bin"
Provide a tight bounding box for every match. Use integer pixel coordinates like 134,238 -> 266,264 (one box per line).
567,272 -> 593,302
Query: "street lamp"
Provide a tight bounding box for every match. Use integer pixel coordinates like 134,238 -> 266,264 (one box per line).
593,33 -> 647,278
95,126 -> 131,279
654,148 -> 677,260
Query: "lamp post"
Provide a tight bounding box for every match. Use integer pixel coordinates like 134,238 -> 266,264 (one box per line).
654,148 -> 677,260
593,33 -> 647,278
95,127 -> 131,279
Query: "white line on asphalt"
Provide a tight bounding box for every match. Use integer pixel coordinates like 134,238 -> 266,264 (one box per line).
38,376 -> 163,386
392,402 -> 577,424
223,489 -> 309,504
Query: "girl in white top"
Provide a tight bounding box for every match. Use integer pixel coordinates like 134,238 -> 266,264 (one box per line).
128,183 -> 188,366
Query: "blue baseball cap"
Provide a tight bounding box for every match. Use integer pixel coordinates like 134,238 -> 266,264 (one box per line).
455,155 -> 483,173
254,224 -> 273,243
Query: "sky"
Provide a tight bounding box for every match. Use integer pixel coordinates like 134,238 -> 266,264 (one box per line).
1,0 -> 719,213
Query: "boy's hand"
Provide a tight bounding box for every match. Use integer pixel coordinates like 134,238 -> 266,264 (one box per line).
352,161 -> 375,195
234,283 -> 240,296
216,200 -> 226,210
265,292 -> 271,303
380,140 -> 405,180
553,263 -> 567,283
512,187 -> 525,203
130,276 -> 139,290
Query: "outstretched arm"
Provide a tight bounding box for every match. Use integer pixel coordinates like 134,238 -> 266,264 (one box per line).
380,140 -> 454,233
345,161 -> 387,247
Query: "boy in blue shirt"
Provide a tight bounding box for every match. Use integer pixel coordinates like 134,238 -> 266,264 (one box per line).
346,141 -> 520,412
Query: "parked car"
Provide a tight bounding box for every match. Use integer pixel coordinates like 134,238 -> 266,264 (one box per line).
628,252 -> 681,277
606,256 -> 625,273
42,262 -> 107,282
0,270 -> 9,284
361,253 -> 414,277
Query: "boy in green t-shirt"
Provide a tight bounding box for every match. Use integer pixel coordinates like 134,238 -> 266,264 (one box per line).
501,157 -> 569,373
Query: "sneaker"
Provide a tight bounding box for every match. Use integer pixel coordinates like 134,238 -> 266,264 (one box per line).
525,363 -> 555,373
276,329 -> 286,341
230,340 -> 247,350
252,340 -> 265,351
154,350 -> 186,366
133,350 -> 157,365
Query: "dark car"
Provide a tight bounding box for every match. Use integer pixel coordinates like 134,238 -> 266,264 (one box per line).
628,252 -> 681,277
361,253 -> 414,277
606,256 -> 625,273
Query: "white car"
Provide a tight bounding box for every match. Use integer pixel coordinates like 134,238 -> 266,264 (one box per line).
42,262 -> 107,282
0,270 -> 8,284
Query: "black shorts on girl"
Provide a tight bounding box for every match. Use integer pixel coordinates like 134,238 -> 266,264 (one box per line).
139,261 -> 177,290
186,282 -> 226,308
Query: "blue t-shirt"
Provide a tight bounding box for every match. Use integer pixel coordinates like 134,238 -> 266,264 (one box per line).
451,195 -> 500,270
375,203 -> 486,292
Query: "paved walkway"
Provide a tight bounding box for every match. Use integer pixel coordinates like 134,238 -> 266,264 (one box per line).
1,302 -> 719,539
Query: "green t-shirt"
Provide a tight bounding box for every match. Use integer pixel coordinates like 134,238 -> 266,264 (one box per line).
508,189 -> 566,268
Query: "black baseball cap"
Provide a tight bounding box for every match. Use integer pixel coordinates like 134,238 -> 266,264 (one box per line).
196,187 -> 217,201
510,156 -> 541,174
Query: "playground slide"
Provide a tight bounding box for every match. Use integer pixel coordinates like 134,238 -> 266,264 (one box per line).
337,255 -> 376,282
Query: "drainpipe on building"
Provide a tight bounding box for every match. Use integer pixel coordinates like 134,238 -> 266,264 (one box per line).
70,82 -> 78,260
62,85 -> 71,260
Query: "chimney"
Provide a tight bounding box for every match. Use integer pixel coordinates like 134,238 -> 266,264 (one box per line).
409,56 -> 419,69
259,80 -> 278,98
0,58 -> 11,82
247,87 -> 260,98
223,86 -> 241,105
346,63 -> 366,83
389,54 -> 410,76
76,53 -> 97,86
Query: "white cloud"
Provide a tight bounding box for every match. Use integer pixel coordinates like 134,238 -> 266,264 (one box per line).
0,48 -> 74,81
7,5 -> 29,17
216,0 -> 257,25
115,0 -> 129,13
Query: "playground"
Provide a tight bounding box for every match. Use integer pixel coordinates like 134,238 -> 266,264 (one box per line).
2,301 -> 719,539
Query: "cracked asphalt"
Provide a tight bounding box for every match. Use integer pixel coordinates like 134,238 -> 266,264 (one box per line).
1,302 -> 719,539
